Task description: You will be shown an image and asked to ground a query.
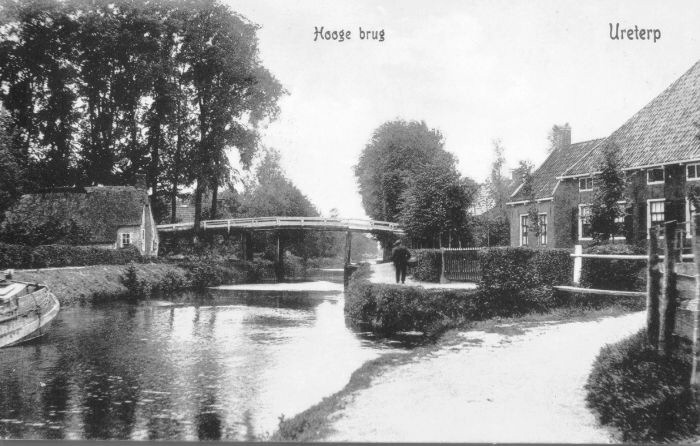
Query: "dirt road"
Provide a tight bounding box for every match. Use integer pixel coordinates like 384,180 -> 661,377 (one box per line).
324,310 -> 645,442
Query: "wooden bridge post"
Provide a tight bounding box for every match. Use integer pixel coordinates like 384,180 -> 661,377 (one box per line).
240,232 -> 253,261
690,214 -> 700,392
344,231 -> 352,266
275,231 -> 284,282
660,220 -> 679,355
647,225 -> 661,349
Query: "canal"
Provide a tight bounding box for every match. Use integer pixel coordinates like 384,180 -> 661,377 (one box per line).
0,273 -> 406,440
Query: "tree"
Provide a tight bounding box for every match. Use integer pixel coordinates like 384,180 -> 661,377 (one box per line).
517,160 -> 540,238
0,109 -> 26,215
180,2 -> 285,234
398,165 -> 478,247
590,142 -> 625,242
354,119 -> 455,251
473,139 -> 512,246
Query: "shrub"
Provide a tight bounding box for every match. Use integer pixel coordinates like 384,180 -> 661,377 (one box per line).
586,329 -> 698,442
580,244 -> 646,291
411,249 -> 442,282
0,243 -> 142,269
345,266 -> 477,337
120,263 -> 152,301
478,247 -> 571,314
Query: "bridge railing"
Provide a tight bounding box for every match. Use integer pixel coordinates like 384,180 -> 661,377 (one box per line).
156,216 -> 404,234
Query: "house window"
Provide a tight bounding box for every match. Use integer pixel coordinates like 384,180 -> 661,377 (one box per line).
578,204 -> 592,240
646,199 -> 665,237
647,168 -> 665,184
520,215 -> 528,246
579,177 -> 594,191
688,163 -> 700,181
121,233 -> 131,247
539,214 -> 548,245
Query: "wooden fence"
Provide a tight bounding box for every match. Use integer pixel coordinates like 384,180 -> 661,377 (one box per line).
440,248 -> 481,283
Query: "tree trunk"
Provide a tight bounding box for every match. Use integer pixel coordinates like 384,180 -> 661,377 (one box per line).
210,178 -> 218,219
193,180 -> 204,240
170,182 -> 178,224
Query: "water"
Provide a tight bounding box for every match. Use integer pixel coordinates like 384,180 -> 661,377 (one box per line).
0,277 -> 405,440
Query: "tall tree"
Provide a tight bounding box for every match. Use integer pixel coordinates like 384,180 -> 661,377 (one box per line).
354,119 -> 455,251
398,164 -> 478,247
180,2 -> 284,235
590,142 -> 625,241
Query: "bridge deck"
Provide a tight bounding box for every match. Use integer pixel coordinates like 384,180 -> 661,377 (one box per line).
156,216 -> 405,235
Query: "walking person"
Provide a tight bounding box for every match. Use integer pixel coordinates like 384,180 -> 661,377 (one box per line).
391,239 -> 411,284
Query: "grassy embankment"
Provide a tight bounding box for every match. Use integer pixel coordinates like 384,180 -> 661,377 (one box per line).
13,263 -> 190,306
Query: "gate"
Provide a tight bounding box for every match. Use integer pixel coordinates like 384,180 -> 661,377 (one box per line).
441,248 -> 481,282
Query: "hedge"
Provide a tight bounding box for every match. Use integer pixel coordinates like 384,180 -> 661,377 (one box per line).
410,249 -> 442,282
585,329 -> 698,442
478,247 -> 572,314
580,244 -> 646,291
0,243 -> 143,269
345,266 -> 478,337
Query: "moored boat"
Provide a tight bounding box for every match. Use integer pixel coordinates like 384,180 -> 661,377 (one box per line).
0,276 -> 60,348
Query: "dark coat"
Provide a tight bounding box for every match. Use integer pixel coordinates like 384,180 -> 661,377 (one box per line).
391,245 -> 411,266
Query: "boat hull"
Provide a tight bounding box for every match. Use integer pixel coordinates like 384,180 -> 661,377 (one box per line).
0,287 -> 60,348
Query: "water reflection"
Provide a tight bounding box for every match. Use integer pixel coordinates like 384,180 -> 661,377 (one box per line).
0,284 -> 403,440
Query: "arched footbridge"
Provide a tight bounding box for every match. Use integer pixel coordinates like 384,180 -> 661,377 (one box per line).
156,217 -> 404,281
156,216 -> 405,235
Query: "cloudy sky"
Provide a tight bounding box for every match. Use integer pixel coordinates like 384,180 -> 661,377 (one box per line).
226,0 -> 700,219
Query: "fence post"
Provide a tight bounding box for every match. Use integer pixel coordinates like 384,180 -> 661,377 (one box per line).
440,248 -> 448,284
573,244 -> 582,285
647,226 -> 661,349
690,214 -> 700,392
660,221 -> 679,355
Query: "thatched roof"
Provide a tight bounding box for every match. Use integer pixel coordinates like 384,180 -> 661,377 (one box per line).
5,186 -> 148,244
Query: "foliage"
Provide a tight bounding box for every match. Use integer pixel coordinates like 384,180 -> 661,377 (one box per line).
585,329 -> 698,442
0,110 -> 25,216
517,160 -> 539,237
354,119 -> 457,249
411,249 -> 442,282
0,243 -> 142,269
0,218 -> 90,246
478,247 -> 572,314
345,270 -> 477,337
398,164 -> 478,246
471,213 -> 510,247
580,244 -> 646,291
0,0 -> 284,227
590,142 -> 625,241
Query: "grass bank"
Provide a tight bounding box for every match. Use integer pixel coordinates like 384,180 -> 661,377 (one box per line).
12,258 -> 267,306
13,263 -> 191,306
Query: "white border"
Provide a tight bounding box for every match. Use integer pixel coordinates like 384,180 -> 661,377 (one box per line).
519,214 -> 528,246
646,168 -> 665,185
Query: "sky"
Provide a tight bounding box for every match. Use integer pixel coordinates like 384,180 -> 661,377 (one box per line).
225,0 -> 700,219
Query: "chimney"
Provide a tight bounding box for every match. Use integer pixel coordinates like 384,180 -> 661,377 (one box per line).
134,174 -> 147,190
551,123 -> 571,151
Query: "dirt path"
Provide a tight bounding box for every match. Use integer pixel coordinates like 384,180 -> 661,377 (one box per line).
370,262 -> 477,289
324,310 -> 645,442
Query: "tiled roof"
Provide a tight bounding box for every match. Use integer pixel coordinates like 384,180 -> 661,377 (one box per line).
510,138 -> 605,202
5,186 -> 148,244
564,60 -> 700,176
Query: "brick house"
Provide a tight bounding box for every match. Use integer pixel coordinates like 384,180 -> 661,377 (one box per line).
4,184 -> 159,256
507,59 -> 700,248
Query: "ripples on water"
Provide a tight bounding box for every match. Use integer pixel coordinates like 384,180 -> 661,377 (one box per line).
0,277 -> 413,441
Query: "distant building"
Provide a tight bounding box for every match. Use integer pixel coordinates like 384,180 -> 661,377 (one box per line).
5,184 -> 159,256
507,59 -> 700,248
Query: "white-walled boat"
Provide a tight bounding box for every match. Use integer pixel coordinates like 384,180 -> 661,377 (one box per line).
0,278 -> 60,348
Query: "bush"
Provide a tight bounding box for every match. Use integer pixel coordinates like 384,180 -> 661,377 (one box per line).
580,244 -> 646,291
478,247 -> 571,314
345,265 -> 477,337
586,329 -> 698,442
411,249 -> 442,282
0,243 -> 142,269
